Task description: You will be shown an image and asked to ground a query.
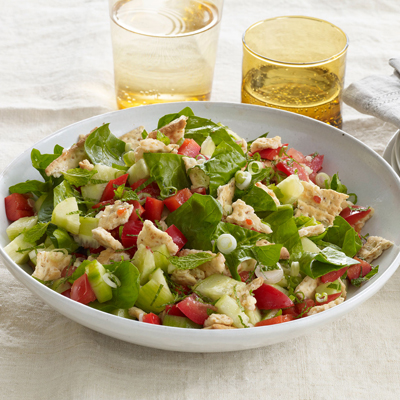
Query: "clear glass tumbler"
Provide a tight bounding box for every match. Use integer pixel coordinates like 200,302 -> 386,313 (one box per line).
242,16 -> 349,128
108,0 -> 224,108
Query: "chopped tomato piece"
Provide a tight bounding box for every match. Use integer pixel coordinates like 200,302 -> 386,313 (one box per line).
253,144 -> 286,160
304,154 -> 324,183
5,193 -> 35,221
177,139 -> 201,158
108,227 -> 120,240
70,274 -> 96,305
340,205 -> 372,228
165,304 -> 185,317
190,187 -> 207,195
316,292 -> 342,306
100,173 -> 129,202
61,289 -> 71,298
253,284 -> 294,310
163,188 -> 192,212
275,157 -> 309,181
61,265 -> 77,278
142,313 -> 161,325
177,294 -> 217,325
295,299 -> 315,316
320,266 -> 348,283
143,197 -> 164,222
255,315 -> 294,327
127,200 -> 145,222
121,220 -> 143,248
286,148 -> 307,163
131,178 -> 160,197
347,257 -> 372,282
282,306 -> 298,316
165,224 -> 187,251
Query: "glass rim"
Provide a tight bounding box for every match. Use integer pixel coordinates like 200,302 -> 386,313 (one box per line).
110,1 -> 223,38
242,15 -> 349,66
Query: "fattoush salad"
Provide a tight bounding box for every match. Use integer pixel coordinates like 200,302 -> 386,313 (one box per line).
3,107 -> 394,329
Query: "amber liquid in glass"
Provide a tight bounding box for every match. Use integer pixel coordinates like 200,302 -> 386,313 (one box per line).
241,66 -> 342,128
110,0 -> 221,108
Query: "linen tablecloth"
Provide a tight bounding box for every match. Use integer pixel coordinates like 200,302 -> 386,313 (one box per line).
1,0 -> 400,399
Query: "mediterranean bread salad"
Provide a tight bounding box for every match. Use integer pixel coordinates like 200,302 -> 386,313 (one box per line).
3,107 -> 394,329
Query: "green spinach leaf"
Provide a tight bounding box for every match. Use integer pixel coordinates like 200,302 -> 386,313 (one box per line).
9,180 -> 50,196
157,107 -> 194,129
38,191 -> 54,223
31,145 -> 63,180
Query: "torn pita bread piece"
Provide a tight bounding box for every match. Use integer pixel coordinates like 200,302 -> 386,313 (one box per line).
119,126 -> 145,150
45,134 -> 89,178
148,115 -> 188,144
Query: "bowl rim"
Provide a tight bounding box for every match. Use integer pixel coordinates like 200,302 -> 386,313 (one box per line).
1,101 -> 399,349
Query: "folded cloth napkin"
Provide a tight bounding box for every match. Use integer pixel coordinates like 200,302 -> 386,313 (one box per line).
343,58 -> 400,128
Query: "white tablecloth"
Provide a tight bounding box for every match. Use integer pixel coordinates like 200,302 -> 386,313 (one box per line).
1,1 -> 400,399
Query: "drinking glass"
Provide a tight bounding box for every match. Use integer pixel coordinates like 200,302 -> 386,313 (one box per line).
108,0 -> 224,108
242,16 -> 349,128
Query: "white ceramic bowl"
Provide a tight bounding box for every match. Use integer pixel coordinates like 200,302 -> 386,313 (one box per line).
1,102 -> 399,353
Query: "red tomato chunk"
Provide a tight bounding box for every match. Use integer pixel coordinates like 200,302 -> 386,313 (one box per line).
127,200 -> 145,222
275,157 -> 309,181
142,313 -> 161,325
253,284 -> 294,310
70,274 -> 96,305
177,294 -> 217,325
143,197 -> 164,222
178,139 -> 201,158
131,178 -> 160,197
320,266 -> 348,283
5,193 -> 34,221
164,304 -> 185,317
165,225 -> 187,251
100,173 -> 129,202
255,315 -> 294,327
347,257 -> 372,282
163,188 -> 192,212
121,220 -> 144,248
340,205 -> 372,230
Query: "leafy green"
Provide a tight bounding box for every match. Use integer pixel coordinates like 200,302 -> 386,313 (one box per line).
323,216 -> 362,257
169,252 -> 215,270
103,261 -> 141,309
120,189 -> 139,202
299,247 -> 359,279
53,181 -> 81,207
31,145 -> 63,180
143,153 -> 191,195
46,223 -> 79,253
157,107 -> 194,129
166,194 -> 223,251
263,204 -> 293,227
198,141 -> 246,196
240,185 -> 277,216
326,173 -> 347,194
268,217 -> 302,256
84,124 -> 126,167
62,168 -> 97,187
252,244 -> 282,267
68,260 -> 90,283
9,180 -> 50,196
156,130 -> 170,145
212,222 -> 269,280
24,222 -> 50,243
38,191 -> 54,223
351,265 -> 379,287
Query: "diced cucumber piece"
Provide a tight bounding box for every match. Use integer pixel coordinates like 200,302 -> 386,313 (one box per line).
128,159 -> 150,185
215,294 -> 250,328
133,244 -> 157,285
51,197 -> 80,235
193,274 -> 246,302
92,164 -> 124,181
135,278 -> 174,313
112,309 -> 132,319
152,244 -> 170,272
301,237 -> 321,253
163,315 -> 202,329
316,280 -> 342,295
81,183 -> 107,203
4,234 -> 35,264
44,236 -> 53,247
123,151 -> 136,167
277,175 -> 304,204
6,216 -> 38,241
73,217 -> 99,248
85,260 -> 113,303
51,278 -> 71,294
261,309 -> 281,321
245,307 -> 262,325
